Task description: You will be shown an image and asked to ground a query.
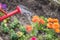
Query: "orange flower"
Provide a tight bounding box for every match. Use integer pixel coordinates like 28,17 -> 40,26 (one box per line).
32,15 -> 39,22
47,23 -> 53,28
47,18 -> 53,23
26,25 -> 33,32
55,29 -> 60,33
53,19 -> 59,23
52,23 -> 60,29
39,18 -> 45,24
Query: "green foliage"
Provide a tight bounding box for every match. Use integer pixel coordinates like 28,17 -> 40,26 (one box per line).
9,29 -> 18,40
19,25 -> 26,34
1,22 -> 9,33
31,29 -> 38,36
38,34 -> 46,40
42,28 -> 57,40
10,18 -> 19,29
32,22 -> 45,31
0,15 -> 59,40
18,35 -> 26,40
31,16 -> 58,40
0,12 -> 4,17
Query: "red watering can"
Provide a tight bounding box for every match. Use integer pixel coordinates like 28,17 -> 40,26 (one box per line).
0,3 -> 32,22
0,6 -> 21,22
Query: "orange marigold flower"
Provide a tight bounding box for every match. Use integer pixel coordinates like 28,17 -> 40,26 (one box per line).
32,15 -> 40,22
47,18 -> 53,23
39,18 -> 45,24
26,25 -> 33,32
55,29 -> 60,33
47,23 -> 53,28
52,23 -> 60,29
53,19 -> 59,23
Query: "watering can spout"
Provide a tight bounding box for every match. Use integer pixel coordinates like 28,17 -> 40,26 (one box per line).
8,6 -> 21,15
0,5 -> 32,22
19,5 -> 32,15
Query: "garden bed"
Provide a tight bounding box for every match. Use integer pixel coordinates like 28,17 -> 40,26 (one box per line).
0,0 -> 60,40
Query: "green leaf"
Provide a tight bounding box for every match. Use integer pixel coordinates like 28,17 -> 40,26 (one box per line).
19,25 -> 26,34
9,29 -> 18,40
31,29 -> 38,36
1,22 -> 9,33
10,17 -> 19,29
3,27 -> 9,33
10,33 -> 18,40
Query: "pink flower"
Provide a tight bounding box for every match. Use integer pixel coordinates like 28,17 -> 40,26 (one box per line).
0,3 -> 2,9
30,36 -> 37,40
0,3 -> 7,10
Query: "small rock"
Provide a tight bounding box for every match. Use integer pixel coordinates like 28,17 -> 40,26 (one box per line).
0,37 -> 3,40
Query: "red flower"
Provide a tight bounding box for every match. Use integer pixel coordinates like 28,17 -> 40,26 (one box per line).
30,36 -> 37,40
39,18 -> 45,24
26,25 -> 33,32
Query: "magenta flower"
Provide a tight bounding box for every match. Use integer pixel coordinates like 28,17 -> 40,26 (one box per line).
0,3 -> 2,9
2,4 -> 7,10
30,36 -> 37,40
0,3 -> 7,10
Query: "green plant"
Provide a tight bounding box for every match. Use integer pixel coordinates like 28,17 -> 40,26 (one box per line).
18,35 -> 26,40
0,15 -> 59,40
9,29 -> 18,40
1,22 -> 9,33
10,18 -> 19,29
16,31 -> 24,37
31,16 -> 58,40
46,28 -> 57,39
0,12 -> 4,17
19,25 -> 26,34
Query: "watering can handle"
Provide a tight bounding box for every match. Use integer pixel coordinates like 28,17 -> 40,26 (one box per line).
0,9 -> 7,15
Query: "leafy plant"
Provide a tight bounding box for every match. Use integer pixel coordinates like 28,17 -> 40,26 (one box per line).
18,35 -> 26,40
0,15 -> 60,40
0,12 -> 4,17
19,25 -> 26,34
10,18 -> 19,29
1,22 -> 9,33
9,29 -> 18,40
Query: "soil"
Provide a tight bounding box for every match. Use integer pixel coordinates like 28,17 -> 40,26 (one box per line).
0,0 -> 60,40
